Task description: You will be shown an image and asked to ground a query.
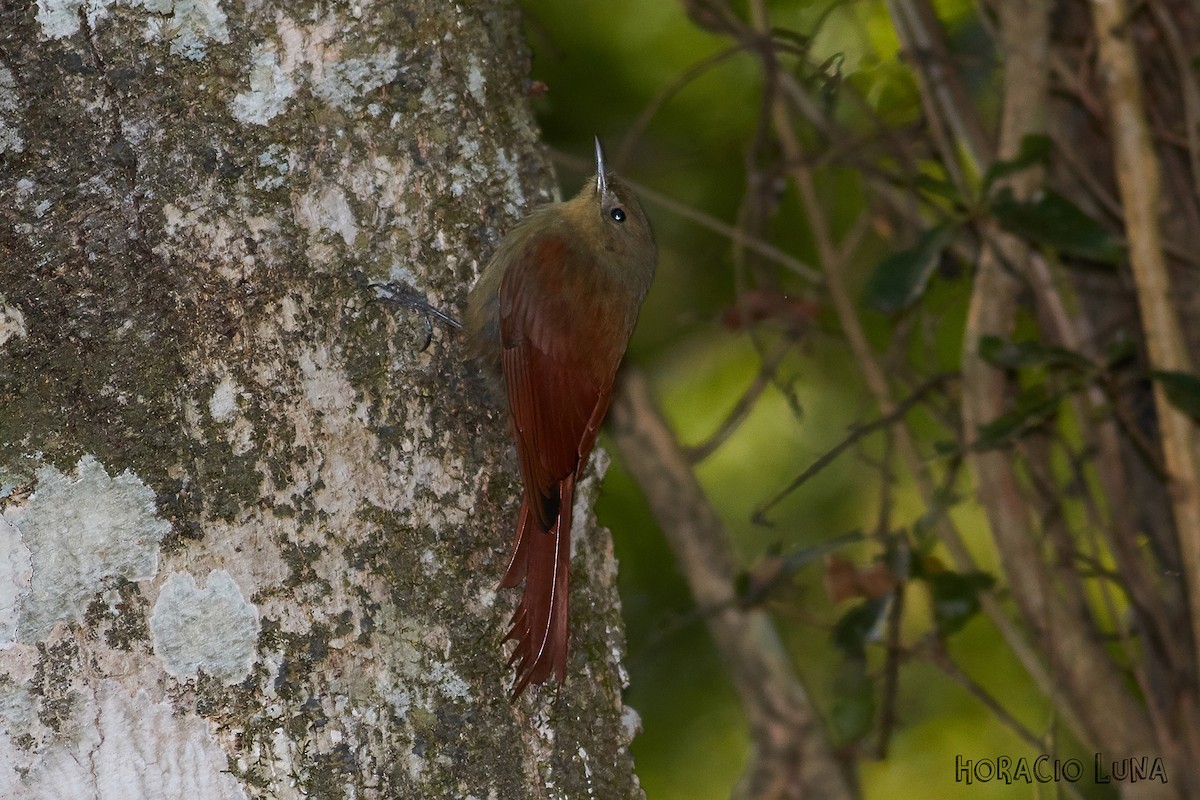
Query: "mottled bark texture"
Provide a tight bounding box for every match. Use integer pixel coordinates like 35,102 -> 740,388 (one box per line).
0,1 -> 642,798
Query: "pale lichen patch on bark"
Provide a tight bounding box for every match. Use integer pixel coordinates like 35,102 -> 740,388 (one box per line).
1,680 -> 247,800
7,455 -> 171,642
0,295 -> 26,348
0,65 -> 24,154
140,0 -> 230,61
208,372 -> 244,423
150,569 -> 260,684
229,42 -> 296,125
229,12 -> 400,126
0,515 -> 31,645
310,49 -> 399,112
36,0 -> 230,60
294,185 -> 360,248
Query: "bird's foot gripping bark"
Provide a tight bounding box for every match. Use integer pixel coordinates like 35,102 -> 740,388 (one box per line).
369,278 -> 462,351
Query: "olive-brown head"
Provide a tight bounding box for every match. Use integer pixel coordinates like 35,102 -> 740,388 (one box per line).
559,137 -> 657,300
465,138 -> 656,388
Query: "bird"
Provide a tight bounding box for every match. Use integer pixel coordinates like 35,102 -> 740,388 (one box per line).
465,137 -> 656,697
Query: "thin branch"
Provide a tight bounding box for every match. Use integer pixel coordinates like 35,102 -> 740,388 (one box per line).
615,44 -> 748,169
752,373 -> 956,524
874,540 -> 905,759
920,642 -> 1052,755
920,640 -> 1091,800
1143,3 -> 1200,203
684,333 -> 795,463
883,0 -> 986,194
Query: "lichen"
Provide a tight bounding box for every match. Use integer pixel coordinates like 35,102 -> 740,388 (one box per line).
0,515 -> 31,645
0,294 -> 28,347
0,65 -> 23,155
10,456 -> 171,642
9,680 -> 247,798
150,569 -> 261,684
229,42 -> 296,125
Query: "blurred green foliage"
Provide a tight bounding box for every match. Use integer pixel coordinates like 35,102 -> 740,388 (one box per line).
519,0 -> 1120,797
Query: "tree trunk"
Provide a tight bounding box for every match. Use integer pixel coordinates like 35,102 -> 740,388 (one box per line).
0,1 -> 642,797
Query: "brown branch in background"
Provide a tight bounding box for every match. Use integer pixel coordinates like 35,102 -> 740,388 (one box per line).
920,642 -> 1048,755
917,643 -> 1084,800
883,0 -> 984,193
1097,372 -> 1169,480
609,368 -> 856,800
1048,126 -> 1200,270
956,0 -> 1165,775
1091,0 -> 1200,676
926,649 -> 1086,800
1089,2 -> 1200,787
741,0 -> 1077,743
1146,1 -> 1200,203
900,0 -> 993,169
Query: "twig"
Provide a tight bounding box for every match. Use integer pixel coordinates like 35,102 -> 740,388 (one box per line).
874,538 -> 905,759
921,642 -> 1048,753
1147,1 -> 1200,203
616,44 -> 748,169
752,373 -> 956,525
684,334 -> 795,463
921,645 -> 1091,800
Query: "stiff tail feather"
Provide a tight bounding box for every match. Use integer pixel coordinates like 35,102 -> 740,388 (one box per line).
500,476 -> 574,698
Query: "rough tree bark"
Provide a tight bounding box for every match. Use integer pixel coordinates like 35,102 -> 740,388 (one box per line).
0,1 -> 642,798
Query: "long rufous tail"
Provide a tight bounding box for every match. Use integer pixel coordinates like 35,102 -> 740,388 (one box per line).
500,476 -> 575,698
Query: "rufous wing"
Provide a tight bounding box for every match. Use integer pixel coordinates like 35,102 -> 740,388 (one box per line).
497,233 -> 625,697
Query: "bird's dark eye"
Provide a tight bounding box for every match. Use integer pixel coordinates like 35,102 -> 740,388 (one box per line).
610,207 -> 626,223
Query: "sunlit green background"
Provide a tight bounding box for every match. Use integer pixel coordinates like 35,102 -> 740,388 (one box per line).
518,1 -> 1116,797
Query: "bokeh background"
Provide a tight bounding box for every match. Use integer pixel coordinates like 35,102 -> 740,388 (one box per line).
518,1 -> 1122,798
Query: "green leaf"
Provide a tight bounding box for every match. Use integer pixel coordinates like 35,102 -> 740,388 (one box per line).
830,658 -> 876,744
915,173 -> 961,203
864,223 -> 958,314
733,570 -> 751,600
1152,371 -> 1200,422
983,134 -> 1053,190
932,439 -> 960,456
991,188 -> 1123,263
832,597 -> 888,659
1105,336 -> 1138,370
924,570 -> 995,635
978,335 -> 1091,371
973,385 -> 1061,450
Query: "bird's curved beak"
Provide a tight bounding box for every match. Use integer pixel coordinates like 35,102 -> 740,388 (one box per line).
594,136 -> 608,196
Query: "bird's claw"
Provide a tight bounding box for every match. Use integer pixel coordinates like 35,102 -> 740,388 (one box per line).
370,280 -> 463,352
